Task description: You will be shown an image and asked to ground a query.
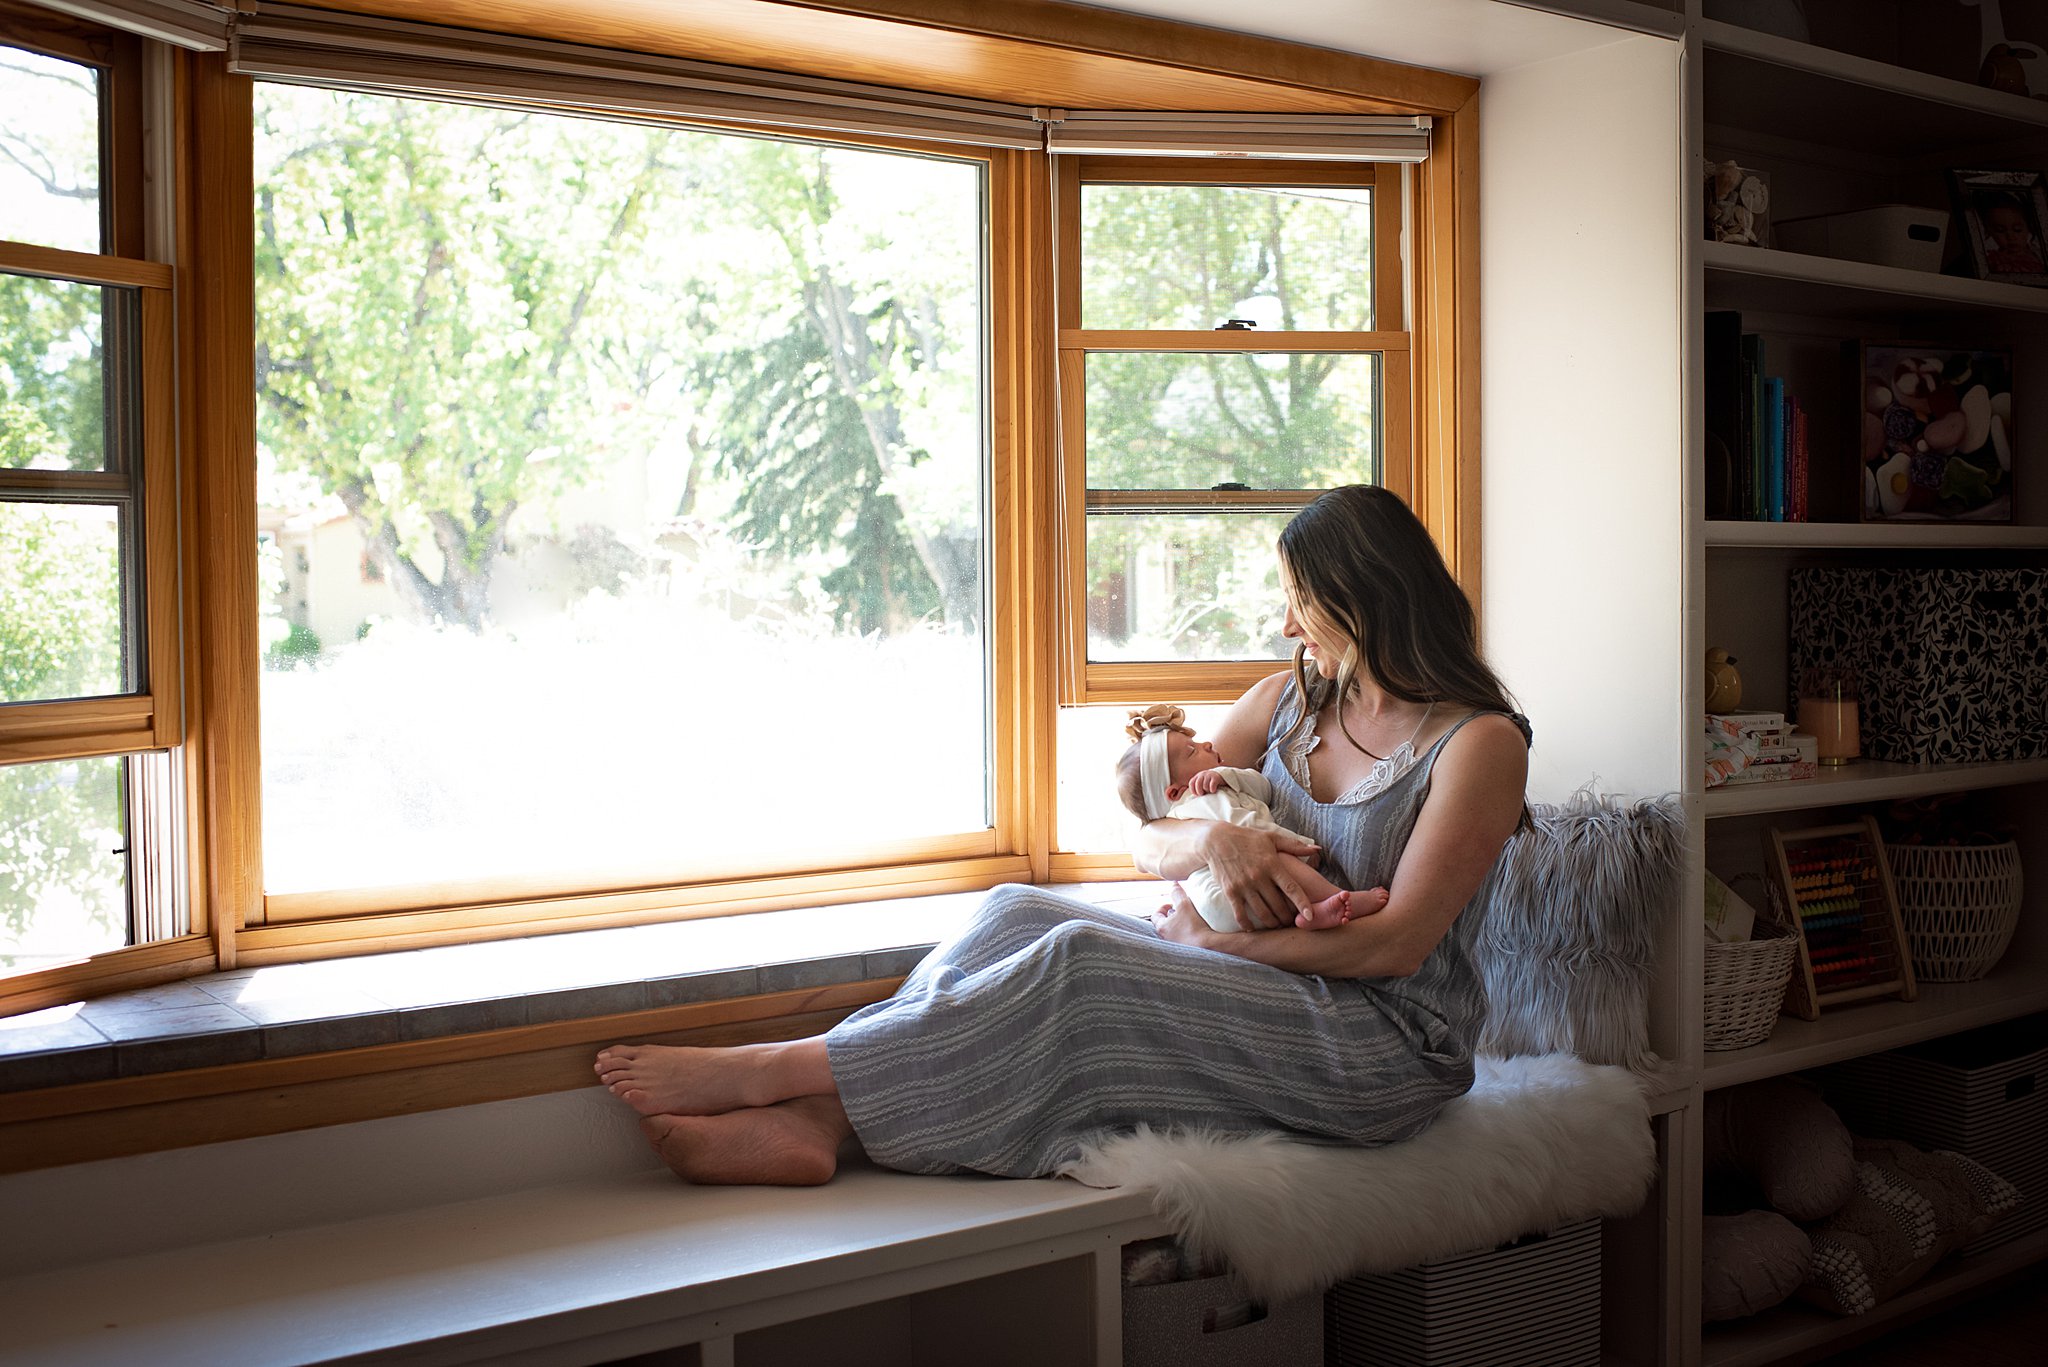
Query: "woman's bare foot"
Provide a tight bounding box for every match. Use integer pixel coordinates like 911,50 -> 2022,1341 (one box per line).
595,1039 -> 831,1117
640,1096 -> 852,1186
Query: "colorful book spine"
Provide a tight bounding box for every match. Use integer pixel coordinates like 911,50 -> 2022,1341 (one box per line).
1766,376 -> 1786,521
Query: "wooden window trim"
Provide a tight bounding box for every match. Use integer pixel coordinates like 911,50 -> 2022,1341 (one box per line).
3,6 -> 1475,1041
1054,157 -> 1421,707
0,19 -> 188,1019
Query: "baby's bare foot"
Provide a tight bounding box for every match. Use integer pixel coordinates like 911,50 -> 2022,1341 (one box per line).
1353,886 -> 1391,917
595,1043 -> 773,1117
1296,888 -> 1353,930
640,1098 -> 848,1186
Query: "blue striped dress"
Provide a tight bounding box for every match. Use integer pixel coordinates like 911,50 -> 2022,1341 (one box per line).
824,682 -> 1528,1178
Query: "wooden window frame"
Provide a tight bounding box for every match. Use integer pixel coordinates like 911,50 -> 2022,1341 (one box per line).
0,14 -> 203,1018
1054,155 -> 1411,707
226,109 -> 1041,960
4,1 -> 1478,1003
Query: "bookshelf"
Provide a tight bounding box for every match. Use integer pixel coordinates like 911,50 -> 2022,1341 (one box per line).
1686,2 -> 2048,1365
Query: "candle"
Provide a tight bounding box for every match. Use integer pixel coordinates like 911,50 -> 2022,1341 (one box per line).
1796,697 -> 1860,765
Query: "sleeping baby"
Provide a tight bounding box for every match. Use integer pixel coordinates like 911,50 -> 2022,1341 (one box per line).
1116,704 -> 1388,933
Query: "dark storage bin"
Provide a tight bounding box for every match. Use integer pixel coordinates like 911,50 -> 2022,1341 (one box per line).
1818,1014 -> 2047,1254
1121,1271 -> 1321,1367
1324,1220 -> 1602,1367
1788,567 -> 2048,764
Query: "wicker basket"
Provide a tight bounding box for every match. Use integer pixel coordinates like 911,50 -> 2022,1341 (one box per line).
1887,840 -> 2023,982
1703,919 -> 1797,1051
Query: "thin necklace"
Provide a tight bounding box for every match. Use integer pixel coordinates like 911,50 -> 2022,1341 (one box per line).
1337,697 -> 1433,763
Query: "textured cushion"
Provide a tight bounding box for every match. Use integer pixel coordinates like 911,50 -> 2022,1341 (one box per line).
1799,1138 -> 2020,1315
1473,788 -> 1682,1076
1704,1079 -> 1855,1222
1701,1210 -> 1812,1322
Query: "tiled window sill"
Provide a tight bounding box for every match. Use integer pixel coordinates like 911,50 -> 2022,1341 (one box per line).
0,881 -> 1162,1094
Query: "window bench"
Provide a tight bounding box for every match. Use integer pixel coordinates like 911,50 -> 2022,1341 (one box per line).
0,883 -> 1164,1172
0,1085 -> 1170,1367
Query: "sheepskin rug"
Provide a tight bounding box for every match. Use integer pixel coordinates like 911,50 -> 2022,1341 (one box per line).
1060,1053 -> 1655,1304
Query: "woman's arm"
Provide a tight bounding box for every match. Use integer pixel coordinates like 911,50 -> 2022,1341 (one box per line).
1154,713 -> 1529,976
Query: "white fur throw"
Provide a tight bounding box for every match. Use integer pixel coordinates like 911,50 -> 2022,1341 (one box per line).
1060,1053 -> 1654,1304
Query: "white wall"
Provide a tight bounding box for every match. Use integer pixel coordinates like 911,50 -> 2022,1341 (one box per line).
1478,32 -> 1688,803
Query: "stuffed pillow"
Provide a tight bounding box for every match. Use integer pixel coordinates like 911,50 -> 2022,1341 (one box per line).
1473,788 -> 1682,1077
1701,1210 -> 1811,1322
1703,1078 -> 1855,1222
1799,1138 -> 2020,1315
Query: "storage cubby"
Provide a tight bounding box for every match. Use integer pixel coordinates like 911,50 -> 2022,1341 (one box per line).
1686,0 -> 2048,1358
731,1256 -> 1102,1367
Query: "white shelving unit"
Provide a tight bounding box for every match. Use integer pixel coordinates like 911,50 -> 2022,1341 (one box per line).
1684,2 -> 2048,1363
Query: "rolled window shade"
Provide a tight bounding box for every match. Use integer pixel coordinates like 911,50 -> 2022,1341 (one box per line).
1045,110 -> 1432,162
227,2 -> 1045,149
25,0 -> 232,50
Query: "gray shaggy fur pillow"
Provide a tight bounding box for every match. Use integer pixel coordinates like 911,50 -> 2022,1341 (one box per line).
1472,787 -> 1682,1077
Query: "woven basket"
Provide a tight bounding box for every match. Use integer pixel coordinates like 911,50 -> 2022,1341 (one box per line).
1703,919 -> 1797,1051
1888,840 -> 2023,982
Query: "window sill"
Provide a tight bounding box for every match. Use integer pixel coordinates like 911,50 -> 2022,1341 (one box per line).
0,881 -> 1163,1096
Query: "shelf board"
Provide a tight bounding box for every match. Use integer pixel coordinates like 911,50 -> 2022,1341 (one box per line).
1701,19 -> 2048,156
1702,954 -> 2048,1091
1704,756 -> 2048,818
1703,240 -> 2048,319
1705,520 -> 2048,549
1701,1224 -> 2048,1367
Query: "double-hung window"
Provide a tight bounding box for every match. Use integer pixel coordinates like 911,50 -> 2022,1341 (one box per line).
1050,151 -> 1412,854
1057,155 -> 1410,707
0,19 -> 189,1005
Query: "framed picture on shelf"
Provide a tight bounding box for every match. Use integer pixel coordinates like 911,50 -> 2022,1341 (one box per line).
1858,342 -> 2014,523
1948,168 -> 2048,285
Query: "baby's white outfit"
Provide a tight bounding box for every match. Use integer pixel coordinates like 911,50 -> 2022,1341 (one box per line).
1172,703 -> 1435,931
1167,767 -> 1325,932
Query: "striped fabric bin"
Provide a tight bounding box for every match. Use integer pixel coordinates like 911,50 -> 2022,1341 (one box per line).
1818,1013 -> 2047,1255
1324,1219 -> 1602,1367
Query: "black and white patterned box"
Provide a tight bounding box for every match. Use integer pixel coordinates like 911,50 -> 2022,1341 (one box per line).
1788,567 -> 2048,764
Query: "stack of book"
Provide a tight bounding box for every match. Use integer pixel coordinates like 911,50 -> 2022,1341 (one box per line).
1705,311 -> 1810,522
1707,710 -> 1818,786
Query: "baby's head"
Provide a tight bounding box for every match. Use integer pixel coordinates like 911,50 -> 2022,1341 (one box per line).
1116,704 -> 1222,821
1987,196 -> 2034,248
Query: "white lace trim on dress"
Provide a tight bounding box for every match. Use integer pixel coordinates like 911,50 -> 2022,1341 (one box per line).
1284,701 -> 1435,804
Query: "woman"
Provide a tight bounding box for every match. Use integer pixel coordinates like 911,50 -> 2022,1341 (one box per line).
595,485 -> 1530,1186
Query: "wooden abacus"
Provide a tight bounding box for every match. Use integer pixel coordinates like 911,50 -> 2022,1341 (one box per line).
1763,816 -> 1918,1021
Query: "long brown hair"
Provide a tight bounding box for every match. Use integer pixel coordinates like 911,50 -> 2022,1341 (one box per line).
1272,485 -> 1520,760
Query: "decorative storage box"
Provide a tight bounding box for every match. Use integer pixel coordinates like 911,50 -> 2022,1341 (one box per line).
1788,567 -> 2048,764
1122,1272 -> 1322,1367
1325,1220 -> 1602,1367
1817,1013 -> 2048,1255
1774,205 -> 1947,272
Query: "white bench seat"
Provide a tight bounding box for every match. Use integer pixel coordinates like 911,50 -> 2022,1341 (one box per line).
2,1159 -> 1168,1367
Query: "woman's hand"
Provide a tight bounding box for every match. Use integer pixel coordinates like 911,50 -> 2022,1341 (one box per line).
1197,821 -> 1323,931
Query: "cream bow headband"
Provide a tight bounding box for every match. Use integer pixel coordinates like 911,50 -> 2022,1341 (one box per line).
1126,704 -> 1190,821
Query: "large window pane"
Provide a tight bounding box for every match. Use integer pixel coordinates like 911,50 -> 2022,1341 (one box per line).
1087,512 -> 1290,663
1084,352 -> 1380,490
0,273 -> 120,472
1080,183 -> 1372,331
254,87 -> 989,894
0,755 -> 127,972
0,501 -> 127,702
0,46 -> 102,255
